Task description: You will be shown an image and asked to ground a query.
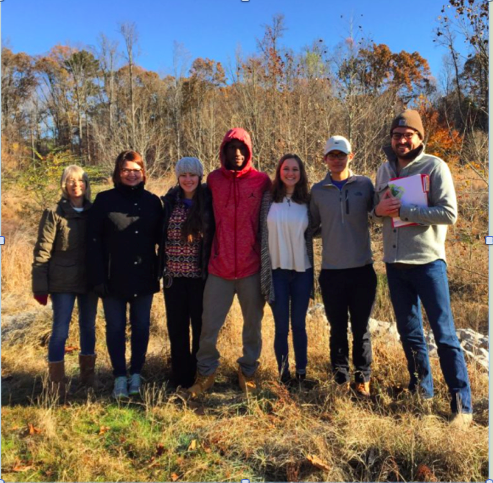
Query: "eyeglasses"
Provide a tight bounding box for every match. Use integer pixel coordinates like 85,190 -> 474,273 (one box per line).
67,179 -> 85,186
391,132 -> 416,141
121,168 -> 142,175
326,153 -> 348,160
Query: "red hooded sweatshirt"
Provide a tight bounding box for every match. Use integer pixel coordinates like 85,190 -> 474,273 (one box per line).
207,128 -> 271,280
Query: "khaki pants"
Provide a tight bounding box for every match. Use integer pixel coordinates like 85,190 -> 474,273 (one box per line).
196,273 -> 265,377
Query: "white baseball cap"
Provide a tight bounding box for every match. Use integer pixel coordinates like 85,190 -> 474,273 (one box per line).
324,135 -> 352,155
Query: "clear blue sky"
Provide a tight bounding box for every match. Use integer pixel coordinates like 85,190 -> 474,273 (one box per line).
2,0 -> 465,83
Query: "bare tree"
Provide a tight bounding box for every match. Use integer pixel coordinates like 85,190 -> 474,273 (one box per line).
95,33 -> 120,134
119,22 -> 139,147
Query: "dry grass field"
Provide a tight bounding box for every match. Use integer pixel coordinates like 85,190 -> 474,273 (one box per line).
1,167 -> 488,482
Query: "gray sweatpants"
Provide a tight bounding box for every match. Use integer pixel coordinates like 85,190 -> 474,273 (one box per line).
196,273 -> 265,377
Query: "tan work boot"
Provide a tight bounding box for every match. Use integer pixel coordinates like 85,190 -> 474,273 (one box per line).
48,361 -> 66,400
79,354 -> 97,388
238,368 -> 258,395
354,381 -> 371,398
450,412 -> 473,429
187,372 -> 216,399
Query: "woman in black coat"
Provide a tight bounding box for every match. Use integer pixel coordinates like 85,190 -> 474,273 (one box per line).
88,150 -> 162,399
159,157 -> 214,389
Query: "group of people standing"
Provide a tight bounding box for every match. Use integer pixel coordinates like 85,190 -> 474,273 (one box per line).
32,110 -> 472,426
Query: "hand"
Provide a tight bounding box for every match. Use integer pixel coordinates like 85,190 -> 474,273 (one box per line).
375,190 -> 401,218
34,294 -> 48,306
93,283 -> 109,298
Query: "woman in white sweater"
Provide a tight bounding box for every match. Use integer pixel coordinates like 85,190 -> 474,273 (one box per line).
260,154 -> 314,384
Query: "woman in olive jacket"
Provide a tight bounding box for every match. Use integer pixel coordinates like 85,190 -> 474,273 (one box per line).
87,150 -> 162,399
32,165 -> 98,398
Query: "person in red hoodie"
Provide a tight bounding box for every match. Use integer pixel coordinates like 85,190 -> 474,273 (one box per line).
187,128 -> 271,397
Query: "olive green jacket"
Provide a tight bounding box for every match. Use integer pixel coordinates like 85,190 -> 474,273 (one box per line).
32,198 -> 92,295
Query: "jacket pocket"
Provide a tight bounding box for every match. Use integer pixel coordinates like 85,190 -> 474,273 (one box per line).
54,224 -> 70,251
49,258 -> 79,289
52,257 -> 76,267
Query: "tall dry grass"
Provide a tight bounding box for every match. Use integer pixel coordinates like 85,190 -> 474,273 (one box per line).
1,300 -> 489,481
1,166 -> 488,482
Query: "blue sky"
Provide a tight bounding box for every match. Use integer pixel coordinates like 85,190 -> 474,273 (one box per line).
2,0 -> 465,83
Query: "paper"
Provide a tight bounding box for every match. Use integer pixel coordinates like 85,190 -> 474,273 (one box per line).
389,173 -> 429,228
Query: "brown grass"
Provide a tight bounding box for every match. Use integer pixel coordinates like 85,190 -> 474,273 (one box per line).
1,302 -> 488,481
1,167 -> 488,482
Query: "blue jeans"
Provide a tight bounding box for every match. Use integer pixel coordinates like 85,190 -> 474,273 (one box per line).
102,294 -> 153,378
386,260 -> 472,414
49,292 -> 98,362
270,268 -> 313,376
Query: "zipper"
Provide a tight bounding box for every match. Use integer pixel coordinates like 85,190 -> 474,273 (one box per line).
233,173 -> 238,278
345,190 -> 349,215
108,254 -> 111,279
339,190 -> 345,225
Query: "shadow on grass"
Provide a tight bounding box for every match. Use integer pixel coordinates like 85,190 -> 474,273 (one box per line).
1,353 -> 488,428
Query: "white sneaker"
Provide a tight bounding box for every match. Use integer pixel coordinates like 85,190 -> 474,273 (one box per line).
128,373 -> 141,396
113,376 -> 129,399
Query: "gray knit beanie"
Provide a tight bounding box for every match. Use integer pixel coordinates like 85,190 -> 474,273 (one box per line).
175,157 -> 204,178
390,110 -> 425,139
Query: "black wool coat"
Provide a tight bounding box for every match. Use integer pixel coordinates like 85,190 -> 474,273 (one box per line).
87,183 -> 163,298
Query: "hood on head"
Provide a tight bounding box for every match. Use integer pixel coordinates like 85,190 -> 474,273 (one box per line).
219,128 -> 253,173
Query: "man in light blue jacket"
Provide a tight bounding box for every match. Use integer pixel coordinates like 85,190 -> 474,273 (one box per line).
374,110 -> 472,427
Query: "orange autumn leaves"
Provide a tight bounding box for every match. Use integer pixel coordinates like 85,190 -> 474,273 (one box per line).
417,98 -> 463,165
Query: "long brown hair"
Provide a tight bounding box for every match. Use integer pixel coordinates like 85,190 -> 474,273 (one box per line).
112,150 -> 146,185
271,154 -> 310,204
179,182 -> 207,242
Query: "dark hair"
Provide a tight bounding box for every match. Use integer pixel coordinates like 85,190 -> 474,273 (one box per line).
112,150 -> 146,185
271,154 -> 310,204
179,181 -> 207,242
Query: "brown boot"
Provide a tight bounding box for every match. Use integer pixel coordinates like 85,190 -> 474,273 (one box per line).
187,372 -> 216,399
353,381 -> 371,398
79,354 -> 97,388
48,361 -> 66,400
238,368 -> 258,395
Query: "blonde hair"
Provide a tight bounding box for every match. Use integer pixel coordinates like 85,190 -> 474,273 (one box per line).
60,165 -> 91,202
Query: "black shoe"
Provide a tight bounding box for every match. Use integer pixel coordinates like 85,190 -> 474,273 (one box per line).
280,372 -> 292,385
296,372 -> 306,382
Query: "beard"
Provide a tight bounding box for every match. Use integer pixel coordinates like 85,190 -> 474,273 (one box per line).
393,144 -> 423,161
